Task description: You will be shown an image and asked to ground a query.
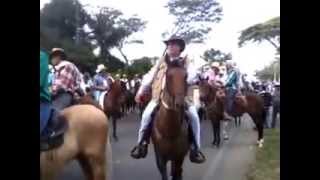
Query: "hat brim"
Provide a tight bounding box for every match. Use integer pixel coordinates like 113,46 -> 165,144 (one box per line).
164,39 -> 186,51
49,51 -> 66,59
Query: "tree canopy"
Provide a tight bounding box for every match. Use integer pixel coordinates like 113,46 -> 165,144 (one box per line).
201,48 -> 232,63
40,0 -> 146,74
163,0 -> 222,44
239,16 -> 280,54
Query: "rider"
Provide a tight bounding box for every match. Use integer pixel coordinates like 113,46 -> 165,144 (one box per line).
50,48 -> 82,111
204,61 -> 222,86
40,50 -> 52,135
224,61 -> 240,120
130,36 -> 206,163
92,64 -> 110,102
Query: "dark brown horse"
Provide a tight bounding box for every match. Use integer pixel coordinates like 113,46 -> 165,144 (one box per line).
78,79 -> 126,141
233,92 -> 266,147
198,79 -> 226,147
151,61 -> 189,180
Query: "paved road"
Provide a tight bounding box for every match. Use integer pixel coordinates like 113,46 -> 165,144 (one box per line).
58,111 -> 259,180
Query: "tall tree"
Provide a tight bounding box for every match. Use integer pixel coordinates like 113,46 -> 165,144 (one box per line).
116,16 -> 147,66
239,16 -> 280,54
163,0 -> 222,44
201,48 -> 232,62
40,0 -> 97,72
87,7 -> 125,61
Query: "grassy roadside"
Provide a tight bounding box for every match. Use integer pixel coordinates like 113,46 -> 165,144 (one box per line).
247,128 -> 280,180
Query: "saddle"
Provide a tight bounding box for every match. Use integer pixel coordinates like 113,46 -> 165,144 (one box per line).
40,108 -> 68,152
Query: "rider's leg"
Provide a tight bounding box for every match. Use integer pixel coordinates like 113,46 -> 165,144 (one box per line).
131,100 -> 158,159
186,105 -> 206,163
94,91 -> 101,102
52,92 -> 73,111
137,100 -> 158,144
186,105 -> 201,149
40,101 -> 51,135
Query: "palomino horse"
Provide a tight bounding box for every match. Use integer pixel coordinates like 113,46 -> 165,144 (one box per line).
40,105 -> 111,180
151,60 -> 189,180
78,79 -> 126,141
198,79 -> 226,147
233,93 -> 266,147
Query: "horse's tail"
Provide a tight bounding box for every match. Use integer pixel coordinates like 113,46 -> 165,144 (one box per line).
105,134 -> 113,180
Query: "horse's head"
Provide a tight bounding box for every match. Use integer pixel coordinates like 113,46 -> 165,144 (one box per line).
163,60 -> 187,110
198,77 -> 225,104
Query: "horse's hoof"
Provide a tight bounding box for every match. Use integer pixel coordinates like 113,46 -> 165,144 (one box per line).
258,143 -> 263,148
114,136 -> 119,142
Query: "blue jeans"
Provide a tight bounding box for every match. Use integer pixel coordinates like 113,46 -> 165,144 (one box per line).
94,91 -> 102,102
225,88 -> 237,114
40,101 -> 51,135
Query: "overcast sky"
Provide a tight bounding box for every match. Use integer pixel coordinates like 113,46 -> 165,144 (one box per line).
40,0 -> 280,76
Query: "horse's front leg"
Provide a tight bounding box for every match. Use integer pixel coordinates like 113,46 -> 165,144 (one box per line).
112,116 -> 118,142
155,149 -> 168,180
211,120 -> 216,146
171,159 -> 184,180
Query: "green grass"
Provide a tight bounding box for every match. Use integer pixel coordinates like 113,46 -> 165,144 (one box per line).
247,129 -> 280,180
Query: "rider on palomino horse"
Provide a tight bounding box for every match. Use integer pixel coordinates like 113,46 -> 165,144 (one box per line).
92,64 -> 111,102
130,36 -> 206,163
40,50 -> 68,151
50,48 -> 83,110
40,50 -> 53,135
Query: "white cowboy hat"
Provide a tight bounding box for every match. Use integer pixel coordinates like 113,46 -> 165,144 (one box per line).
96,64 -> 106,73
51,48 -> 65,53
211,62 -> 220,68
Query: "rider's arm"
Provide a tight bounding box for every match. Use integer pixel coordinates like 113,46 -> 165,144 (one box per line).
137,58 -> 162,95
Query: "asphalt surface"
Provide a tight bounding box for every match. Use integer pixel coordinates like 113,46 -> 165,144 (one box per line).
57,111 -> 263,180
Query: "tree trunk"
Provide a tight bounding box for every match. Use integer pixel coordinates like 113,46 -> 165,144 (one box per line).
117,47 -> 132,89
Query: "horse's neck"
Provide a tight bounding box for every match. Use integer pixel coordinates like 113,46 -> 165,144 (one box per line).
156,104 -> 184,137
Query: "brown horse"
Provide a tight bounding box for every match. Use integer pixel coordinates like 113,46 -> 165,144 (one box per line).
40,105 -> 112,180
198,79 -> 226,147
78,79 -> 126,141
233,92 -> 266,147
151,61 -> 189,180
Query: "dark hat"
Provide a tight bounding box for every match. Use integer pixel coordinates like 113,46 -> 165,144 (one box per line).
49,48 -> 67,60
164,35 -> 186,52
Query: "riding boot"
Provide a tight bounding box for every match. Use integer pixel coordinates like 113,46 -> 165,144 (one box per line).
130,129 -> 150,159
189,143 -> 206,164
130,115 -> 154,159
